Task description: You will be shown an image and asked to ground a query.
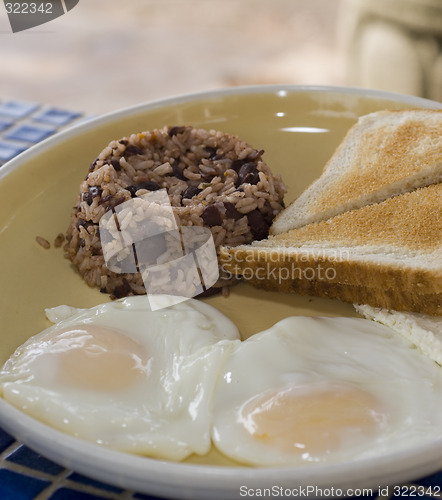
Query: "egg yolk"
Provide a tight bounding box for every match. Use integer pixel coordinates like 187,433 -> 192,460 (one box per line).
46,325 -> 149,392
239,382 -> 387,461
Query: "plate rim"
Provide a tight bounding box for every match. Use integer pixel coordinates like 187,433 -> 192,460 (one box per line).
1,83 -> 441,184
2,396 -> 442,499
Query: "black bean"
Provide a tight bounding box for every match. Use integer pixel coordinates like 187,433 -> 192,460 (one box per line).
231,152 -> 263,173
200,171 -> 215,182
262,200 -> 276,225
110,159 -> 121,171
111,278 -> 133,299
201,204 -> 223,227
223,202 -> 242,220
241,171 -> 260,185
127,181 -> 161,197
88,157 -> 99,172
237,162 -> 259,185
264,212 -> 275,225
168,126 -> 186,137
172,163 -> 186,180
247,209 -> 269,240
231,159 -> 245,172
82,192 -> 93,205
204,146 -> 218,159
124,145 -> 143,157
182,185 -> 202,199
82,185 -> 102,205
137,181 -> 161,191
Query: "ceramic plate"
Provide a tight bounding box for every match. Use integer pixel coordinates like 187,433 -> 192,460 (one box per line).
1,85 -> 441,499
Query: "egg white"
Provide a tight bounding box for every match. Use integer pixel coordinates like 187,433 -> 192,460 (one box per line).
212,316 -> 442,467
0,296 -> 240,461
4,299 -> 442,467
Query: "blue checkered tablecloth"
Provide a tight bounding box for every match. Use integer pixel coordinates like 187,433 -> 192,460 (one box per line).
0,99 -> 441,499
0,426 -> 157,499
0,99 -> 83,167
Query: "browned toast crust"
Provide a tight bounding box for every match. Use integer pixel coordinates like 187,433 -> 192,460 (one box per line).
272,183 -> 442,253
253,277 -> 442,317
219,246 -> 442,315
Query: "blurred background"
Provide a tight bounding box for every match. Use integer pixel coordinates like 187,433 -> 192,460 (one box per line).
0,0 -> 441,116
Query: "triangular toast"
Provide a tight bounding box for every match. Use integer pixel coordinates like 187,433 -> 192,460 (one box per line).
271,109 -> 442,235
220,183 -> 442,315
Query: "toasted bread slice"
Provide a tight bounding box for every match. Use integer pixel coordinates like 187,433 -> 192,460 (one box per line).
220,183 -> 442,315
271,109 -> 442,235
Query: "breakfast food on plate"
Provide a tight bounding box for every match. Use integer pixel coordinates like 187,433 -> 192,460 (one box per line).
220,183 -> 442,315
220,108 -> 442,316
64,126 -> 286,298
212,316 -> 442,466
3,306 -> 442,465
12,107 -> 441,468
0,297 -> 240,460
355,304 -> 442,365
271,109 -> 442,235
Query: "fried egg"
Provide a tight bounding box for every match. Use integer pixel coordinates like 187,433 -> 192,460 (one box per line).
0,296 -> 240,461
212,316 -> 442,467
